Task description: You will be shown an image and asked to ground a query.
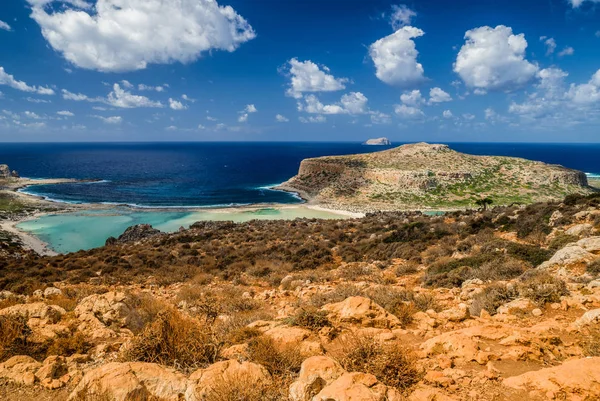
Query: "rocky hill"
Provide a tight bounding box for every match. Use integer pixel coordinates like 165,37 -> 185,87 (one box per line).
363,137 -> 391,145
278,143 -> 591,211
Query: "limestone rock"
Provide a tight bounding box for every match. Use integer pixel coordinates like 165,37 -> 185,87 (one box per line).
577,237 -> 600,253
312,372 -> 402,401
574,309 -> 600,327
0,302 -> 65,326
186,360 -> 272,401
541,245 -> 595,269
408,385 -> 458,400
43,287 -> 63,298
0,356 -> 41,386
68,362 -> 188,401
75,291 -> 139,338
289,356 -> 346,401
503,357 -> 600,399
321,296 -> 400,329
105,224 -> 161,246
566,224 -> 593,237
497,298 -> 535,315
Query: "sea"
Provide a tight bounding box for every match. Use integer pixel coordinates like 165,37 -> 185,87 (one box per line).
2,142 -> 599,253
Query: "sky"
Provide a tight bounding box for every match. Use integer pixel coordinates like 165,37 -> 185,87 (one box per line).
0,0 -> 600,142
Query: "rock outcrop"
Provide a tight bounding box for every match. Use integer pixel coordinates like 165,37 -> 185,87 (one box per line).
0,164 -> 19,179
105,224 -> 162,246
277,142 -> 590,211
363,138 -> 391,146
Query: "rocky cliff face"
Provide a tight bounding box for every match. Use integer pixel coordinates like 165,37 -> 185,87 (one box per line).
0,165 -> 19,179
278,142 -> 590,211
363,137 -> 391,145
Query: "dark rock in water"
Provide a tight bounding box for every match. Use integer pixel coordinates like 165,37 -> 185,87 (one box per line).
0,164 -> 19,179
105,224 -> 161,246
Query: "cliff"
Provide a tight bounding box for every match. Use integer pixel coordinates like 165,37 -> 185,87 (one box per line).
363,137 -> 391,146
278,142 -> 591,211
0,165 -> 19,179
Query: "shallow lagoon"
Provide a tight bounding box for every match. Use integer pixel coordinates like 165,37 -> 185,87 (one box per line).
17,207 -> 348,254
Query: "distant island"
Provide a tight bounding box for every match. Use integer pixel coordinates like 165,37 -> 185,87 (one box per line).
277,142 -> 592,212
363,137 -> 391,145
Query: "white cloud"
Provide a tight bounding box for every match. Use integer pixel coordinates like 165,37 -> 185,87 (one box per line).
558,47 -> 574,57
27,0 -> 256,72
299,115 -> 326,124
92,115 -> 122,124
107,84 -> 163,108
238,114 -> 248,123
454,25 -> 538,91
0,20 -> 12,31
298,92 -> 368,115
443,110 -> 453,118
244,104 -> 257,113
370,111 -> 391,125
120,80 -> 134,89
369,26 -> 426,87
463,113 -> 475,121
182,94 -> 196,102
139,84 -> 166,92
275,114 -> 289,122
400,90 -> 424,106
207,116 -> 217,121
285,58 -> 348,99
24,111 -> 43,119
0,66 -> 55,95
567,70 -> 600,104
570,0 -> 600,7
26,97 -> 51,104
62,89 -> 102,102
394,104 -> 424,119
169,98 -> 187,110
57,110 -> 74,117
541,37 -> 556,56
429,87 -> 452,103
197,124 -> 205,130
166,125 -> 178,131
596,31 -> 600,38
389,5 -> 416,30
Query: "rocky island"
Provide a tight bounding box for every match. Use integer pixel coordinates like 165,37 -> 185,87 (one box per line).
363,137 -> 391,146
278,142 -> 591,212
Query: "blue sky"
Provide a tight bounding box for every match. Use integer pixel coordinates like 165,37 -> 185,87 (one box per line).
0,0 -> 600,142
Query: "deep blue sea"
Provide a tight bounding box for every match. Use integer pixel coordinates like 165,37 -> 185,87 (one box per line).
1,142 -> 599,207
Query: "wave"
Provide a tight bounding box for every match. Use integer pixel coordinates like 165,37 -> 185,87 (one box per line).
586,173 -> 600,179
18,188 -> 85,205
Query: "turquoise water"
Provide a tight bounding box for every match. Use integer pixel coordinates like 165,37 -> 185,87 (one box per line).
17,207 -> 348,254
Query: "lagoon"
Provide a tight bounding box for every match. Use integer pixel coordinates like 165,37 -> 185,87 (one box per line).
17,207 -> 349,254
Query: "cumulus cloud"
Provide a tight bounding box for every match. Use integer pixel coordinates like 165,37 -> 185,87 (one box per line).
57,110 -> 74,116
0,20 -> 12,31
24,111 -> 43,119
139,84 -> 166,92
370,111 -> 392,125
570,0 -> 600,7
394,104 -> 424,119
454,25 -> 538,92
27,0 -> 256,72
26,97 -> 51,104
275,114 -> 289,122
540,37 -> 556,56
298,92 -> 368,115
238,114 -> 248,123
429,87 -> 452,103
92,115 -> 122,124
169,98 -> 187,110
558,47 -> 574,57
0,66 -> 55,95
389,5 -> 416,30
182,94 -> 196,102
107,84 -> 163,108
443,110 -> 453,118
244,104 -> 257,113
285,59 -> 348,99
299,115 -> 326,124
369,26 -> 426,87
400,90 -> 424,106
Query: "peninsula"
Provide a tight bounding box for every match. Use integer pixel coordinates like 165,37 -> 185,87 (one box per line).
277,142 -> 591,212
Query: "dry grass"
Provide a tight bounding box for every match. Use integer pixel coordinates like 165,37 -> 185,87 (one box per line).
470,284 -> 518,316
329,334 -> 419,391
518,271 -> 568,305
285,307 -> 330,331
122,309 -> 220,371
247,335 -> 303,378
0,315 -> 30,361
204,374 -> 286,401
582,328 -> 600,357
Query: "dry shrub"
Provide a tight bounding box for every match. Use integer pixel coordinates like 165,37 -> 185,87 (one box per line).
0,315 -> 31,361
46,332 -> 91,357
329,335 -> 419,391
518,271 -> 568,305
247,335 -> 303,378
309,284 -> 364,307
127,292 -> 170,333
365,287 -> 440,327
46,294 -> 78,312
477,258 -> 527,281
285,307 -> 330,331
587,259 -> 600,275
470,284 -> 518,316
582,328 -> 600,357
122,310 -> 220,371
204,373 -> 286,401
0,297 -> 22,310
339,263 -> 372,281
224,326 -> 262,345
395,262 -> 419,276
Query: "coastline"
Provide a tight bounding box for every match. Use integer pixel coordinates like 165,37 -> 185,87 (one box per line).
0,217 -> 57,256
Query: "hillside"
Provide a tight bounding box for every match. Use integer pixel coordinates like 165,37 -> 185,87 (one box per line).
277,142 -> 591,211
2,194 -> 600,400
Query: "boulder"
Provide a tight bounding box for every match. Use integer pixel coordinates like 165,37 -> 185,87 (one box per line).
566,224 -> 593,237
289,356 -> 346,401
577,237 -> 600,253
68,362 -> 188,401
503,357 -> 600,400
105,224 -> 161,246
408,385 -> 458,400
574,309 -> 600,328
540,245 -> 595,269
186,360 -> 272,401
497,298 -> 535,315
264,325 -> 311,345
312,372 -> 402,401
74,291 -> 139,338
43,287 -> 63,298
0,302 -> 65,326
0,356 -> 41,386
321,296 -> 400,329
